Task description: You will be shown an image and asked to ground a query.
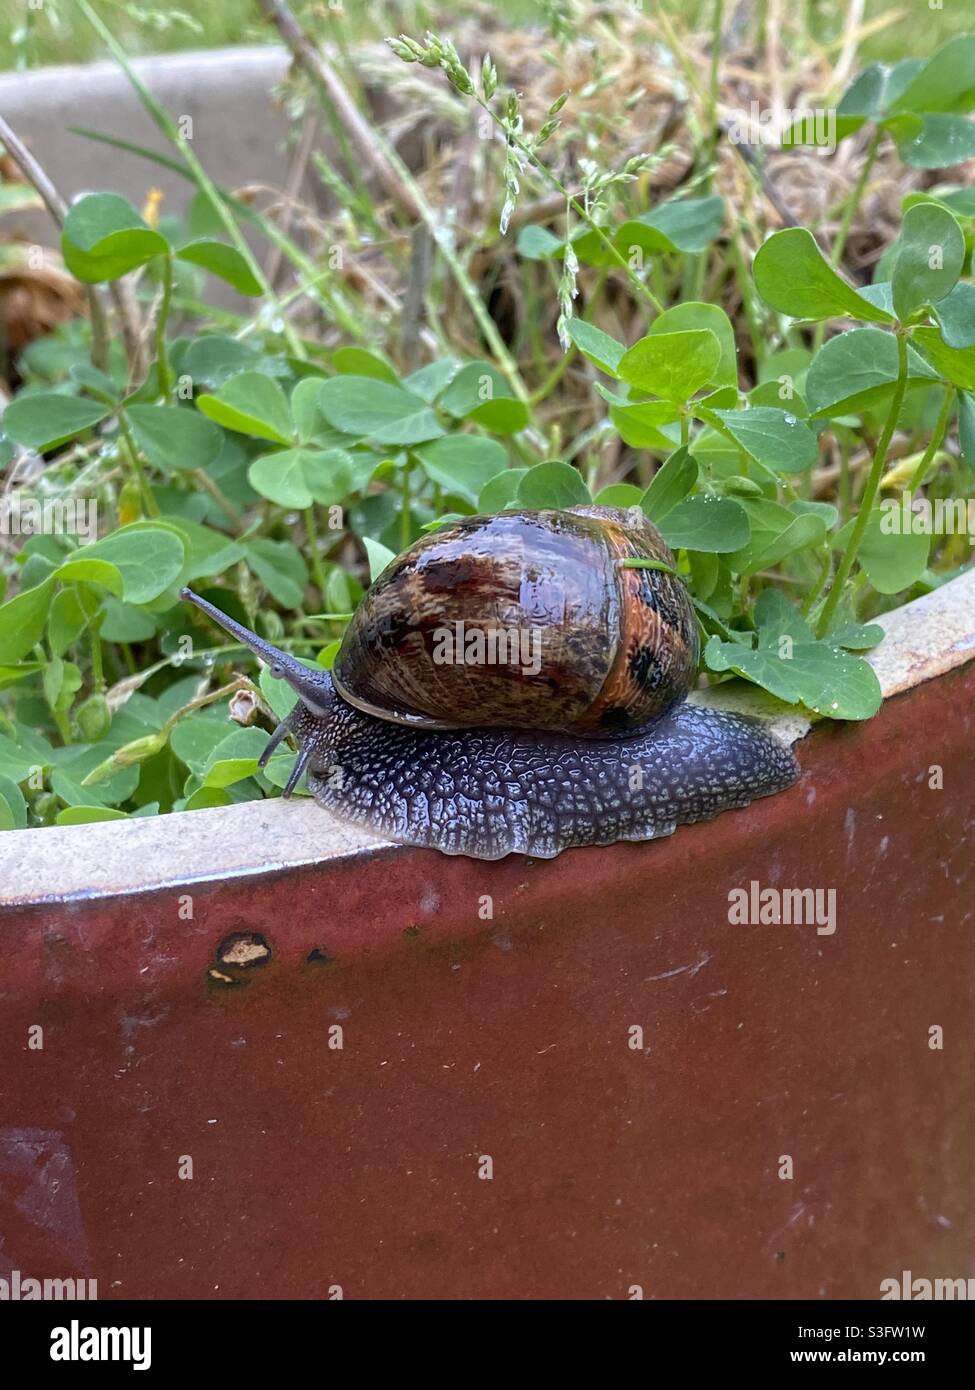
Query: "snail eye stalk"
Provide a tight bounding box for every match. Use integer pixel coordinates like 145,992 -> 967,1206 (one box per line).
180,586 -> 335,719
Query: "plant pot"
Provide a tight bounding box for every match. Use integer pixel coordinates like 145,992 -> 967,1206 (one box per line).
2,570 -> 973,1299
0,43 -> 406,308
0,48 -> 293,240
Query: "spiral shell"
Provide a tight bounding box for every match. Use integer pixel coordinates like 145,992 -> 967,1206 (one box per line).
332,504 -> 699,738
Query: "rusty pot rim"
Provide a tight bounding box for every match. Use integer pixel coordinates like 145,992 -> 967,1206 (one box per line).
2,569 -> 974,907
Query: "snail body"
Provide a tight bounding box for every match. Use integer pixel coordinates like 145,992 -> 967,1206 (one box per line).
181,505 -> 798,860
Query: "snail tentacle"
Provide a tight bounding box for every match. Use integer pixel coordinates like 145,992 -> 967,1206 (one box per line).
180,587 -> 334,717
282,740 -> 314,798
257,713 -> 294,769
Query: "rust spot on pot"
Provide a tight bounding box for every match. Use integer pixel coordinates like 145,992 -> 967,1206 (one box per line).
217,932 -> 272,969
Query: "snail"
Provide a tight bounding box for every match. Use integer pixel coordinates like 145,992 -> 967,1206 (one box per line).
180,505 -> 799,859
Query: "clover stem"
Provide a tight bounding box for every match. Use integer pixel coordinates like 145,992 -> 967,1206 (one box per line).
189,468 -> 245,532
838,437 -> 851,521
908,386 -> 955,491
830,126 -> 882,270
729,223 -> 763,365
303,505 -> 328,601
400,462 -> 415,551
90,616 -> 104,691
531,345 -> 578,405
116,410 -> 160,518
801,544 -> 833,617
155,251 -> 175,403
816,329 -> 909,636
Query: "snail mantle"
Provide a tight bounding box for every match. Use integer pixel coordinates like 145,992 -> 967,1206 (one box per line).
2,568 -> 974,908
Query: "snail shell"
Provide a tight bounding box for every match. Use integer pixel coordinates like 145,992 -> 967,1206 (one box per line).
179,504 -> 799,861
333,505 -> 699,737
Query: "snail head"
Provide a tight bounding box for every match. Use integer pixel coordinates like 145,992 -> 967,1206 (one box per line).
179,587 -> 335,720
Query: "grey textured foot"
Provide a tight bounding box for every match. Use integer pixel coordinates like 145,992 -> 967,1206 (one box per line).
306,700 -> 800,861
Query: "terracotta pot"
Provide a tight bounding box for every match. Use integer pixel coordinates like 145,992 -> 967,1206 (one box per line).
2,571 -> 973,1299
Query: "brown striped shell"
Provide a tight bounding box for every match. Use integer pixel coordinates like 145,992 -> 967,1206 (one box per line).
332,505 -> 700,738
